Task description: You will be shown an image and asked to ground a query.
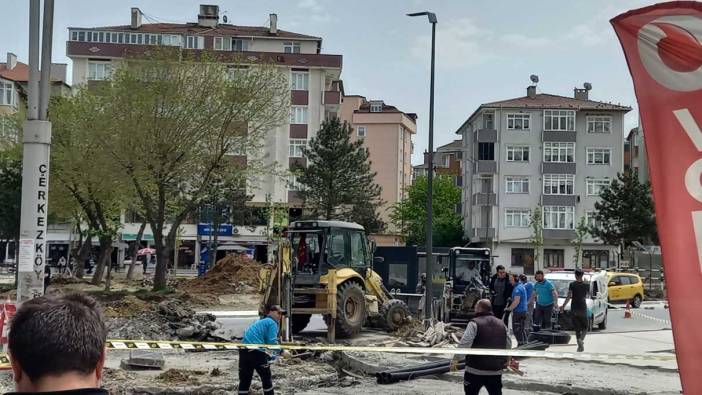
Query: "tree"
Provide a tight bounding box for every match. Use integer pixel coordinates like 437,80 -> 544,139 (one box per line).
98,51 -> 289,290
296,117 -> 385,233
391,175 -> 463,247
572,216 -> 588,269
0,112 -> 23,263
529,207 -> 544,270
589,172 -> 657,250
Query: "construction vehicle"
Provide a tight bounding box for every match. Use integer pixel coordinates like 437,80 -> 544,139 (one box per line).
437,247 -> 492,323
261,220 -> 411,340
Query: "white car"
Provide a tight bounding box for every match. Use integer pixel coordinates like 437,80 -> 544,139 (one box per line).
545,270 -> 609,330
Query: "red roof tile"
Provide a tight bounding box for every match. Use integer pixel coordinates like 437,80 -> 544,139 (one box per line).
0,61 -> 30,82
76,23 -> 321,40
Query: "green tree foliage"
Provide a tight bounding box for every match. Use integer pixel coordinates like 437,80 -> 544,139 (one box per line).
589,172 -> 657,249
96,51 -> 289,290
572,216 -> 588,269
529,207 -> 543,268
391,175 -> 463,246
296,117 -> 385,233
0,112 -> 23,245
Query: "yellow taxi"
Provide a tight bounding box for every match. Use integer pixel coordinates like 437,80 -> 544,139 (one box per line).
606,272 -> 645,307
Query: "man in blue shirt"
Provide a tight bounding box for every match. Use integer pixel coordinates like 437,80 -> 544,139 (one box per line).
529,270 -> 559,330
505,274 -> 528,346
238,305 -> 286,395
519,274 -> 534,334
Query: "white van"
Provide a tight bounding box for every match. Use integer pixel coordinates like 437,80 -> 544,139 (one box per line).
544,270 -> 609,330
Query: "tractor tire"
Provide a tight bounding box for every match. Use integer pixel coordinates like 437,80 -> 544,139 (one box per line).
528,329 -> 571,345
333,281 -> 367,338
380,299 -> 410,331
291,314 -> 312,334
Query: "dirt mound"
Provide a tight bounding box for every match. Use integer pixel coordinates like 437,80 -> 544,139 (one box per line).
103,295 -> 152,318
156,369 -> 206,385
182,254 -> 262,297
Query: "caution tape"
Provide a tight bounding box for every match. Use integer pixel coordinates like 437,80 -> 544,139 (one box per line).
607,303 -> 672,326
104,339 -> 676,362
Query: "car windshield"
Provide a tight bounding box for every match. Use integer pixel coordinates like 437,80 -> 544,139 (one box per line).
290,231 -> 323,272
454,257 -> 486,285
549,279 -> 572,298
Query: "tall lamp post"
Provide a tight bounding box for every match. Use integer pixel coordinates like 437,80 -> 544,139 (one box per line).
408,11 -> 437,323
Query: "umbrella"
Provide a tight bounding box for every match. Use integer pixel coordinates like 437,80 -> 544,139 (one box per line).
137,248 -> 156,256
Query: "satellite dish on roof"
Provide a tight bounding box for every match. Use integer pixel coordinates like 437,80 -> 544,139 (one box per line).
584,82 -> 592,91
530,74 -> 539,84
223,15 -> 228,23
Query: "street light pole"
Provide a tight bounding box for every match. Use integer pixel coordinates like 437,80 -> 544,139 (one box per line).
408,11 -> 437,323
17,0 -> 54,302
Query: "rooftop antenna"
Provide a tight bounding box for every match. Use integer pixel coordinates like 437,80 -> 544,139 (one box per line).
223,14 -> 228,23
530,74 -> 539,86
584,82 -> 592,91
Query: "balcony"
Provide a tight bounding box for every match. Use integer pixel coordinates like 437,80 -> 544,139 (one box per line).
475,128 -> 497,142
542,162 -> 576,174
543,130 -> 576,142
475,160 -> 497,173
541,195 -> 577,206
323,90 -> 341,105
472,227 -> 496,239
543,229 -> 576,239
472,192 -> 497,206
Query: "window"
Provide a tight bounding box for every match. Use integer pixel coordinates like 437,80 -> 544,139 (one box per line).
587,148 -> 612,165
357,126 -> 367,138
543,206 -> 575,230
78,31 -> 85,41
111,32 -> 118,43
388,264 -> 408,290
482,112 -> 494,129
586,178 -> 610,195
586,211 -> 602,229
543,174 -> 574,195
0,82 -> 15,106
544,110 -> 575,131
185,36 -> 204,49
232,39 -> 249,51
145,34 -> 159,45
505,209 -> 530,227
288,174 -> 302,191
627,275 -> 640,285
214,36 -> 231,51
349,231 -> 367,268
543,142 -> 575,163
478,142 -> 494,160
505,176 -> 529,194
71,30 -> 78,41
506,145 -> 530,162
583,250 -> 608,269
290,106 -> 308,124
162,34 -> 181,46
289,138 -> 306,157
284,41 -> 301,53
370,103 -> 383,112
87,62 -> 112,81
587,116 -> 612,133
507,113 -> 530,130
291,72 -> 309,91
226,65 -> 248,81
511,248 -> 534,273
326,230 -> 349,266
543,249 -> 565,268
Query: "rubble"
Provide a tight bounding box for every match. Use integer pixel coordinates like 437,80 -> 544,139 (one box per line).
181,254 -> 263,304
121,351 -> 166,370
402,321 -> 465,347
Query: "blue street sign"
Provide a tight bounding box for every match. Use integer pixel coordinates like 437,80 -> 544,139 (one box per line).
197,223 -> 234,236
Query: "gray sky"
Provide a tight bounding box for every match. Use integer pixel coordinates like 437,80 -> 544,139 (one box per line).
1,0 -> 653,164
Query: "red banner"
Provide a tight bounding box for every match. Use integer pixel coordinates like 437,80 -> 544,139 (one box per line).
612,2 -> 702,393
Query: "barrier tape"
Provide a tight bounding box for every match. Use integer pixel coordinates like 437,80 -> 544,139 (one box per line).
607,303 -> 672,326
104,339 -> 676,362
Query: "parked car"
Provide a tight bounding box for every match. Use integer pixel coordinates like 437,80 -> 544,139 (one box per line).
545,269 -> 609,330
607,272 -> 645,307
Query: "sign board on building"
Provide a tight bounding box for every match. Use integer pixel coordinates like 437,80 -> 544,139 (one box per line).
197,224 -> 234,237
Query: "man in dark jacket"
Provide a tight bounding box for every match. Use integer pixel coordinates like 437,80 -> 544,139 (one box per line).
451,299 -> 512,395
6,293 -> 107,395
488,265 -> 513,324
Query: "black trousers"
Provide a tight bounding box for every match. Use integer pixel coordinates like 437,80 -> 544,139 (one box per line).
238,349 -> 274,395
572,310 -> 588,342
464,372 -> 502,395
493,304 -> 509,325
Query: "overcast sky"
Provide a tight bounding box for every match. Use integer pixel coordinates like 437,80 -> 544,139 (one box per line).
1,0 -> 654,164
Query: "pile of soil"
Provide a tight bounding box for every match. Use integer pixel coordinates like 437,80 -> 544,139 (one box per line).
181,254 -> 263,297
156,369 -> 206,385
103,295 -> 152,318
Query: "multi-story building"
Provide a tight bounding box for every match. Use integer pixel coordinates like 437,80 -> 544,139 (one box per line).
65,5 -> 343,263
413,140 -> 463,182
340,96 -> 416,244
625,126 -> 650,185
0,52 -> 70,264
457,84 -> 631,274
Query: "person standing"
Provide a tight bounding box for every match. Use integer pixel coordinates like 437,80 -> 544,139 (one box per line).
561,269 -> 590,352
238,305 -> 286,395
57,256 -> 67,275
504,274 -> 528,346
416,273 -> 427,316
450,299 -> 512,395
530,270 -> 559,330
489,265 -> 512,324
519,274 -> 534,334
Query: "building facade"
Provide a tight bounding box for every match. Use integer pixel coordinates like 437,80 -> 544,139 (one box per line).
340,96 -> 416,242
625,125 -> 650,185
457,84 -> 631,274
65,5 -> 343,262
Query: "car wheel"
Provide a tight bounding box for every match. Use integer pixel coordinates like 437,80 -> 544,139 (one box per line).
633,294 -> 642,308
598,310 -> 608,330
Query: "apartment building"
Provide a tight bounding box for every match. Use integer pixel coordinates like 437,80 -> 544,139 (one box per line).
340,96 -> 416,243
625,126 -> 650,185
457,84 -> 631,274
65,5 -> 343,263
412,140 -> 463,183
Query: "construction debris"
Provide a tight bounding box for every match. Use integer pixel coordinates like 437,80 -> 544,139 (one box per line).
406,321 -> 465,347
181,254 -> 263,304
156,368 -> 207,385
120,351 -> 166,370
